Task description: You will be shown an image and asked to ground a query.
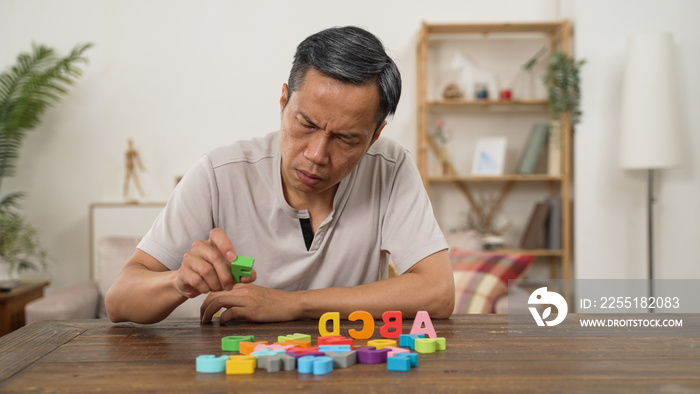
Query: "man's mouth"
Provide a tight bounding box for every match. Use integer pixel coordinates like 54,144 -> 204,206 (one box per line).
296,169 -> 323,187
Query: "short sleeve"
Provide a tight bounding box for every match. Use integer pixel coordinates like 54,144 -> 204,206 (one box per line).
137,155 -> 220,270
380,150 -> 448,274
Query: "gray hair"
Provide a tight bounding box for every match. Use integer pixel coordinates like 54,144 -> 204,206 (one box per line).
287,26 -> 401,127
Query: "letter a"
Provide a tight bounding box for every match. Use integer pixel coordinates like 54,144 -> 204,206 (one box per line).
409,311 -> 436,338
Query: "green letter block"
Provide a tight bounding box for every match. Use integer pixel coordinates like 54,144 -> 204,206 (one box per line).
231,256 -> 255,282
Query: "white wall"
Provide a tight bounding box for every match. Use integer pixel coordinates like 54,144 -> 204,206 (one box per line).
574,0 -> 700,280
3,0 -> 697,294
0,0 -> 568,292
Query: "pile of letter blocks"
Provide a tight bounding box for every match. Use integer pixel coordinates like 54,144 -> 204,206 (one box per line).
196,310 -> 446,375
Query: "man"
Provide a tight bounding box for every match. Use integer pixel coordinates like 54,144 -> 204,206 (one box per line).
105,26 -> 454,325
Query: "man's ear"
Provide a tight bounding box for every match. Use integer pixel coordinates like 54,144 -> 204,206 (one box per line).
280,83 -> 289,113
371,120 -> 387,145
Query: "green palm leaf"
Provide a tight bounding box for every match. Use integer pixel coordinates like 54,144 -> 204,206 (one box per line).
0,42 -> 91,274
0,42 -> 92,182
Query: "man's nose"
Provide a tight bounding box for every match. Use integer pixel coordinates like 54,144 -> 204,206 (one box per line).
304,132 -> 331,165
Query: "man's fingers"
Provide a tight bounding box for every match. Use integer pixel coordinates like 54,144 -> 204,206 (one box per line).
200,291 -> 248,324
239,268 -> 257,283
183,245 -> 225,292
209,228 -> 237,260
208,228 -> 237,290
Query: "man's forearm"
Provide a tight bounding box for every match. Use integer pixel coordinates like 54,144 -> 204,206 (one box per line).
105,265 -> 187,324
294,252 -> 455,320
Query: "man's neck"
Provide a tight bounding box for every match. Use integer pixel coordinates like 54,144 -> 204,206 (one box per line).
283,183 -> 338,233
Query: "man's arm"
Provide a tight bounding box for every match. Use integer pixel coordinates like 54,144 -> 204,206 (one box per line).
104,251 -> 187,324
200,249 -> 455,324
105,229 -> 254,324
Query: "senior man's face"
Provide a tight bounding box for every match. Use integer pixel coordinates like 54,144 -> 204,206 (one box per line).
279,69 -> 386,206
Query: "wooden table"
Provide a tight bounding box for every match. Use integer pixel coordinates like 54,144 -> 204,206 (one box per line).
0,280 -> 49,337
1,314 -> 698,392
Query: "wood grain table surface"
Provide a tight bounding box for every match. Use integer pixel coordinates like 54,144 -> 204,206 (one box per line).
1,314 -> 698,393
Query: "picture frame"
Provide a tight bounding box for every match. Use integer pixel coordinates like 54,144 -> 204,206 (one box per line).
471,137 -> 507,175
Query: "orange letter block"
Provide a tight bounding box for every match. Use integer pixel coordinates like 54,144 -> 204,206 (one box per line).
348,311 -> 374,339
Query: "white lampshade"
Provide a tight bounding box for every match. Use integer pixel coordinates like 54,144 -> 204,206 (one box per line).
619,33 -> 683,169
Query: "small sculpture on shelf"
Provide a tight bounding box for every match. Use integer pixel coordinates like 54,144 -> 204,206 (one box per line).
123,139 -> 146,203
430,119 -> 452,176
442,83 -> 463,99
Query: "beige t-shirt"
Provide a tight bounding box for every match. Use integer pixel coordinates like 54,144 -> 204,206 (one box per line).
138,131 -> 447,291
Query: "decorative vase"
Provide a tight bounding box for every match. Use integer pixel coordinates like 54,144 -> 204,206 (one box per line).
0,257 -> 19,291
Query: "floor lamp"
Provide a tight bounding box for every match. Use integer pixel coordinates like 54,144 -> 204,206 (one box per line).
619,33 -> 683,304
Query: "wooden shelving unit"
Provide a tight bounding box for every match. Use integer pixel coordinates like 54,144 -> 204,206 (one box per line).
416,20 -> 573,284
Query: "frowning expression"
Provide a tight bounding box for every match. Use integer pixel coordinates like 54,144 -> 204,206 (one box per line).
279,69 -> 386,207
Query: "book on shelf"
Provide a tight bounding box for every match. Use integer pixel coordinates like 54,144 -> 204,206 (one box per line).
517,122 -> 549,174
520,200 -> 550,249
547,120 -> 562,176
545,196 -> 562,250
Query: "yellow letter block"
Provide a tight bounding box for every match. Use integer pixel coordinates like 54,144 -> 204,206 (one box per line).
226,355 -> 256,375
367,339 -> 397,350
318,312 -> 340,337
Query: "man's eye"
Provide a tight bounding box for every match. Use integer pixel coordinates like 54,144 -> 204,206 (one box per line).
300,120 -> 314,130
336,136 -> 353,145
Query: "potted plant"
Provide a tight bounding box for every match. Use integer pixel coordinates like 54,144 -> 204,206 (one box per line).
541,50 -> 585,176
0,43 -> 91,287
544,50 -> 585,126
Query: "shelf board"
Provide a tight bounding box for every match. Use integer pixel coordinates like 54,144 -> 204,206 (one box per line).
427,99 -> 547,107
428,174 -> 562,182
424,22 -> 564,35
489,248 -> 563,257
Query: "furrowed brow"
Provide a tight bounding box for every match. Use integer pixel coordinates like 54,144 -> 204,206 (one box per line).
299,112 -> 320,129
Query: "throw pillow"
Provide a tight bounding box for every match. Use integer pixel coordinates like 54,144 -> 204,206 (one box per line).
450,248 -> 535,314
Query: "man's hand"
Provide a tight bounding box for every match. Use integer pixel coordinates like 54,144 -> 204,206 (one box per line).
200,284 -> 297,324
175,228 -> 256,298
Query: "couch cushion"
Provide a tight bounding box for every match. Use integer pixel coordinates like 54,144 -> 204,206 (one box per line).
450,248 -> 534,314
25,280 -> 100,323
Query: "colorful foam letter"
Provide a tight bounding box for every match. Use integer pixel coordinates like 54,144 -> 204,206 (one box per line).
409,311 -> 436,338
357,346 -> 391,364
387,353 -> 419,372
399,334 -> 425,350
318,344 -> 351,353
367,339 -> 397,350
277,333 -> 312,343
318,312 -> 340,337
414,338 -> 437,354
256,353 -> 296,373
348,310 -> 374,339
385,346 -> 410,358
238,341 -> 268,355
226,355 -> 257,374
379,311 -> 403,339
222,335 -> 255,352
196,355 -> 229,373
230,256 -> 254,282
312,356 -> 334,375
323,350 -> 357,368
317,335 -> 353,349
